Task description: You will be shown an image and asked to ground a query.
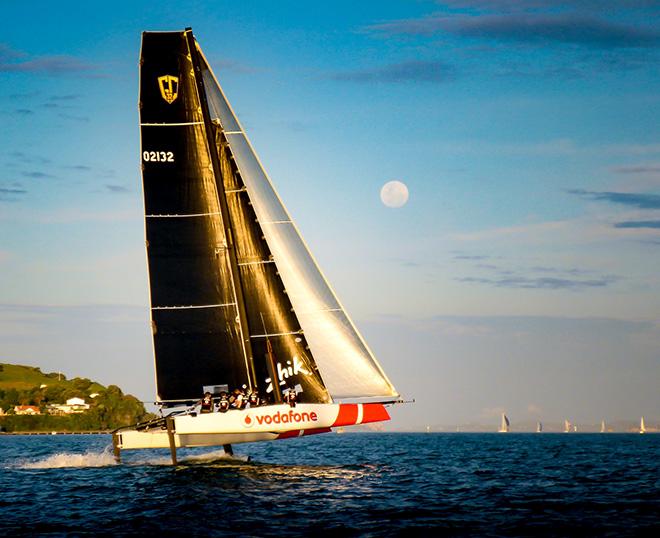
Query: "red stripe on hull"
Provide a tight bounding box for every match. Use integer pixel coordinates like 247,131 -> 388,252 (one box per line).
332,404 -> 358,427
303,427 -> 332,436
332,404 -> 390,427
276,427 -> 332,440
362,404 -> 390,424
277,430 -> 301,439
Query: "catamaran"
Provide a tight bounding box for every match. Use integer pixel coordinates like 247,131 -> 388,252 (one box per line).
498,413 -> 510,433
112,29 -> 400,463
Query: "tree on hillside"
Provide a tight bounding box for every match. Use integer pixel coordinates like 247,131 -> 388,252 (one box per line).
72,378 -> 93,392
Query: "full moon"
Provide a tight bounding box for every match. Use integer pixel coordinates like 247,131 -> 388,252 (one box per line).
380,180 -> 409,208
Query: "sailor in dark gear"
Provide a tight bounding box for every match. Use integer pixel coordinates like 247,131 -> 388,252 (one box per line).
217,392 -> 230,413
247,389 -> 260,408
283,387 -> 297,408
200,391 -> 214,414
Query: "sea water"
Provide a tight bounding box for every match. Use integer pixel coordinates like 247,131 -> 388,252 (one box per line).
0,433 -> 658,536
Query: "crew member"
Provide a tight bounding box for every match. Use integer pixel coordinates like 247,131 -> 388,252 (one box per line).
200,391 -> 214,414
217,392 -> 230,413
248,389 -> 260,408
231,388 -> 245,409
283,387 -> 297,408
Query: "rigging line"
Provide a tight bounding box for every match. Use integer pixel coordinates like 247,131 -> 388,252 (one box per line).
225,187 -> 247,194
146,212 -> 222,218
250,330 -> 303,339
152,303 -> 236,310
261,220 -> 293,225
141,121 -> 204,126
223,130 -> 243,134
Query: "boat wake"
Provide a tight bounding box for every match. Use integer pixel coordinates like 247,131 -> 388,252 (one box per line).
17,448 -> 117,469
15,446 -> 248,469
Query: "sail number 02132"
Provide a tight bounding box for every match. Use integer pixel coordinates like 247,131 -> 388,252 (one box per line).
143,151 -> 174,162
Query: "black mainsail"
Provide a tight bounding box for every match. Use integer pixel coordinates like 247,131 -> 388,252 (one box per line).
139,29 -> 398,407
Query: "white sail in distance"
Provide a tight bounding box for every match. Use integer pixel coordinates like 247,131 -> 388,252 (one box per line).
640,417 -> 646,434
196,47 -> 398,402
498,413 -> 510,433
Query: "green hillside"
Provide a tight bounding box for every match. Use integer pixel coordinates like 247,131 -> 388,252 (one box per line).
0,363 -> 154,432
0,363 -> 104,392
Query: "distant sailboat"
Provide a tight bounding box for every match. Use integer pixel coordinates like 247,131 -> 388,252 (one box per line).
498,413 -> 510,433
600,420 -> 606,433
563,419 -> 571,433
640,417 -> 646,434
536,421 -> 542,433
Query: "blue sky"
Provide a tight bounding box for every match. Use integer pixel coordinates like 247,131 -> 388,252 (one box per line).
1,1 -> 659,429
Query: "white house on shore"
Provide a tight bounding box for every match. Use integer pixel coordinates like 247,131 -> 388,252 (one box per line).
47,397 -> 91,415
14,405 -> 41,415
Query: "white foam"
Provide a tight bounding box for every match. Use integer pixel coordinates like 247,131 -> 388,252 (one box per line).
18,449 -> 117,469
15,446 -> 249,469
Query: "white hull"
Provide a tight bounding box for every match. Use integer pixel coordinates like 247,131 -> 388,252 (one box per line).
115,403 -> 389,451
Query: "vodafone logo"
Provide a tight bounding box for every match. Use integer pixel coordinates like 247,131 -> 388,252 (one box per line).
241,409 -> 319,428
243,413 -> 254,428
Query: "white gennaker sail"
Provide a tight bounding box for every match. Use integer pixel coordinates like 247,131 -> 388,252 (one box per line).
114,29 -> 399,461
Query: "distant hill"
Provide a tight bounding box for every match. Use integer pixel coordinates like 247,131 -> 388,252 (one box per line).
0,363 -> 154,432
0,363 -> 104,392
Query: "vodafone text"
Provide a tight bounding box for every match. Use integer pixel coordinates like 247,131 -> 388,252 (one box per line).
255,410 -> 318,426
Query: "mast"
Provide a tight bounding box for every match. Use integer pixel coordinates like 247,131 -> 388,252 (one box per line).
185,28 -> 257,390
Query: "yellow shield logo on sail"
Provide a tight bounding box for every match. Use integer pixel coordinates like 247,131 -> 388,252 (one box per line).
157,75 -> 179,104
